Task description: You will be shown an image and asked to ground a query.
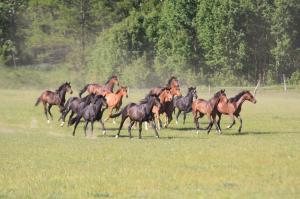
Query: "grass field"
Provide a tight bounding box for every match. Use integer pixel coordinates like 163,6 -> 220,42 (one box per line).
0,88 -> 300,198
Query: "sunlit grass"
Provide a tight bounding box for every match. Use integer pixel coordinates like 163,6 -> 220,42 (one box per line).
0,89 -> 299,198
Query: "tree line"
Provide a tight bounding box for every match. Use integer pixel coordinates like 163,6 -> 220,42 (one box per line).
1,0 -> 299,87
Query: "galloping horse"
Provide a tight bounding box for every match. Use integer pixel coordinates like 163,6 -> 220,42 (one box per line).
192,89 -> 226,134
70,94 -> 107,136
104,86 -> 128,123
35,82 -> 73,123
79,75 -> 119,97
148,77 -> 181,128
174,87 -> 197,124
215,90 -> 257,133
110,95 -> 161,139
59,94 -> 94,127
151,87 -> 173,130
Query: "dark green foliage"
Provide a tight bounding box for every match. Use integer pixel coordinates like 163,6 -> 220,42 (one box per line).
0,0 -> 299,87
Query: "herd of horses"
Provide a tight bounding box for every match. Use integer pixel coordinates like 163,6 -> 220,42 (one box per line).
35,76 -> 257,139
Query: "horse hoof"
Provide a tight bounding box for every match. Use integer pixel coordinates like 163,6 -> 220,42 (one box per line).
176,121 -> 178,125
103,131 -> 106,135
47,120 -> 50,124
155,136 -> 159,139
115,135 -> 119,138
226,125 -> 231,129
60,122 -> 64,127
113,120 -> 116,124
196,131 -> 199,134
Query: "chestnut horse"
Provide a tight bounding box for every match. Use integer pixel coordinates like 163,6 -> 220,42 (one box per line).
149,87 -> 173,130
148,77 -> 181,128
79,75 -> 119,97
104,86 -> 128,123
215,90 -> 257,133
35,82 -> 73,123
192,89 -> 226,134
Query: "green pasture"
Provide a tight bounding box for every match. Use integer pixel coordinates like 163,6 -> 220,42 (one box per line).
0,89 -> 299,198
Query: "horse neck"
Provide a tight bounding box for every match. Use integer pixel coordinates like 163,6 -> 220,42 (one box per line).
209,96 -> 220,108
58,88 -> 67,104
105,81 -> 115,92
186,91 -> 193,102
146,99 -> 155,113
159,93 -> 167,103
236,95 -> 247,108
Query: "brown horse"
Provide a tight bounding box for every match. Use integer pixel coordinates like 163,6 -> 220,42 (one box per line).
148,77 -> 181,129
215,90 -> 257,133
192,89 -> 226,134
35,82 -> 73,123
104,86 -> 128,123
148,87 -> 173,130
79,75 -> 119,97
149,76 -> 181,97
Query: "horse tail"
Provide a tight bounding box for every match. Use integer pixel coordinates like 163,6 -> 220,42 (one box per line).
79,84 -> 90,97
35,96 -> 41,106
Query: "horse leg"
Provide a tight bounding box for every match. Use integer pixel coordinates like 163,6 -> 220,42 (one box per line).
104,108 -> 112,122
91,121 -> 94,137
67,111 -> 74,126
144,122 -> 148,131
48,104 -> 53,121
176,110 -> 182,124
237,115 -> 242,133
99,119 -> 106,135
156,113 -> 161,130
212,113 -> 221,134
216,112 -> 222,134
207,114 -> 214,134
227,114 -> 236,129
138,122 -> 142,139
151,120 -> 160,138
84,121 -> 89,137
72,119 -> 80,136
193,111 -> 200,134
128,120 -> 135,139
43,103 -> 50,123
116,116 -> 127,138
183,111 -> 187,125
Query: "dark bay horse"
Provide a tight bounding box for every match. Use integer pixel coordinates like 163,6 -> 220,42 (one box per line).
110,95 -> 160,139
215,90 -> 257,133
79,75 -> 119,97
59,94 -> 94,127
174,87 -> 197,124
35,82 -> 73,123
192,89 -> 226,134
70,94 -> 107,136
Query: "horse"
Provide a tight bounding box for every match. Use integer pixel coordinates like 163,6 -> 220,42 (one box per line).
148,77 -> 181,129
70,94 -> 107,136
215,90 -> 257,133
35,82 -> 73,123
79,75 -> 119,97
59,94 -> 95,127
110,95 -> 161,139
104,86 -> 128,123
149,87 -> 173,130
174,87 -> 197,124
192,89 -> 226,134
148,76 -> 181,97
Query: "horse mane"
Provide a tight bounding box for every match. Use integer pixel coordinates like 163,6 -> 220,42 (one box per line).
105,75 -> 117,84
166,76 -> 178,86
56,83 -> 66,92
228,90 -> 249,102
